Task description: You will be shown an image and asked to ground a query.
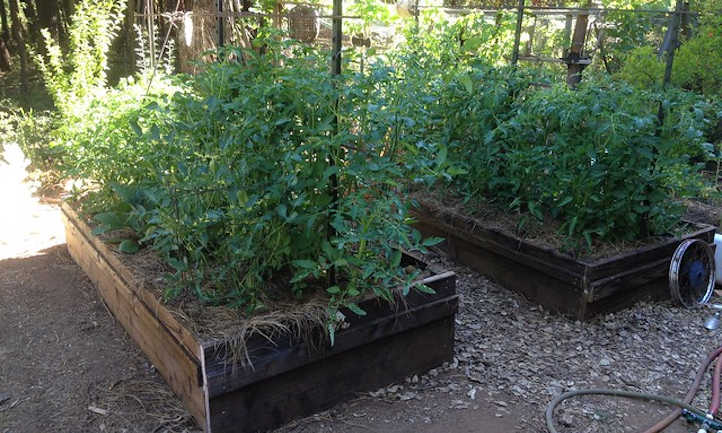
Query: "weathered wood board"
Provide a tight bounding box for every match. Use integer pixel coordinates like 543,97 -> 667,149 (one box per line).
62,203 -> 458,433
412,203 -> 715,320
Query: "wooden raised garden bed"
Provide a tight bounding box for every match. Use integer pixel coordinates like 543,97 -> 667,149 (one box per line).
412,201 -> 716,320
61,203 -> 458,433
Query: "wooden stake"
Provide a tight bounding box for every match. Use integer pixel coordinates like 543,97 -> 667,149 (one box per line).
662,0 -> 683,90
415,0 -> 420,29
511,0 -> 524,66
329,0 -> 342,286
146,0 -> 155,68
217,0 -> 224,47
566,0 -> 590,88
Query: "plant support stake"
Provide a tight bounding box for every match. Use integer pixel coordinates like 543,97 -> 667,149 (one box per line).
511,0 -> 524,66
662,0 -> 683,89
217,0 -> 224,47
329,0 -> 342,286
146,0 -> 154,68
566,0 -> 591,87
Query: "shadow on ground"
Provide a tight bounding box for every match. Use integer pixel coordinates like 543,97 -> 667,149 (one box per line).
0,244 -> 197,433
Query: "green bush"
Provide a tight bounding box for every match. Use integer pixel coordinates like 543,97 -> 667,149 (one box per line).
615,46 -> 666,89
35,0 -> 126,116
673,19 -> 722,96
433,75 -> 709,245
60,42 -> 439,329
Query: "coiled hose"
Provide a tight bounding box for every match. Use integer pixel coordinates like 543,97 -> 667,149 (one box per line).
546,345 -> 722,433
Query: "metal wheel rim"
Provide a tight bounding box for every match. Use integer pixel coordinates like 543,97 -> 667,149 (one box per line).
669,238 -> 715,308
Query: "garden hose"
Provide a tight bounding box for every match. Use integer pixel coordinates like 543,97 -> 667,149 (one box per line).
545,389 -> 702,433
546,345 -> 722,433
710,355 -> 722,416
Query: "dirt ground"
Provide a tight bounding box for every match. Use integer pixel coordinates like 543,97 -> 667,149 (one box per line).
0,142 -> 716,433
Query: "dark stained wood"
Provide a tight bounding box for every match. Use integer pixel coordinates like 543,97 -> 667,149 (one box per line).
586,224 -> 715,280
413,204 -> 716,320
413,204 -> 586,284
62,204 -> 458,433
208,317 -> 455,433
426,220 -> 586,315
204,288 -> 458,398
414,216 -> 586,288
588,257 -> 669,301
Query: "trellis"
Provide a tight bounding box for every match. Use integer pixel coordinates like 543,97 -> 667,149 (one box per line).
135,0 -> 710,88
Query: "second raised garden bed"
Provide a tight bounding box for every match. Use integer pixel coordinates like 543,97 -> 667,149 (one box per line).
61,203 -> 458,433
412,201 -> 715,320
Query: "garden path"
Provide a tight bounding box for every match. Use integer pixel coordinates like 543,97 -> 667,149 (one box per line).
0,143 -> 517,433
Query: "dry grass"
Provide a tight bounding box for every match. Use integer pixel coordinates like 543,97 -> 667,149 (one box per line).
109,241 -> 335,366
90,378 -> 200,433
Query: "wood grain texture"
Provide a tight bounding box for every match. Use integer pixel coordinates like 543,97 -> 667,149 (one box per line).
204,291 -> 458,398
63,208 -> 207,427
61,203 -> 203,361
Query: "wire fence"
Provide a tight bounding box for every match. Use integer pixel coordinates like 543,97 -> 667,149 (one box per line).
131,0 -> 715,85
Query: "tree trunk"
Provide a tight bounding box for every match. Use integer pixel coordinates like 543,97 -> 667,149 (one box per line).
177,0 -> 218,74
36,0 -> 65,52
20,0 -> 38,42
8,0 -> 28,92
37,0 -> 60,35
0,0 -> 10,41
0,38 -> 10,71
124,0 -> 137,73
0,0 -> 11,70
60,0 -> 74,44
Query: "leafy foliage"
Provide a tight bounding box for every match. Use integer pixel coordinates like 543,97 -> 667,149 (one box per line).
672,18 -> 722,96
420,71 -> 711,245
60,41 -> 436,321
34,0 -> 127,116
600,0 -> 671,73
30,5 -> 720,323
400,9 -> 519,68
616,23 -> 722,97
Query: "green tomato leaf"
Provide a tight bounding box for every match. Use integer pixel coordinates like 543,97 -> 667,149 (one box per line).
347,303 -> 367,316
391,250 -> 402,268
118,239 -> 140,254
415,284 -> 436,295
94,212 -> 126,230
293,259 -> 316,269
422,236 -> 444,247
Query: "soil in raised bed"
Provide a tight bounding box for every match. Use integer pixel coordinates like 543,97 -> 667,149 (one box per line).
684,197 -> 722,227
411,186 -> 712,262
